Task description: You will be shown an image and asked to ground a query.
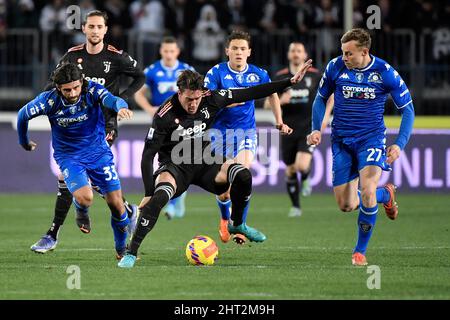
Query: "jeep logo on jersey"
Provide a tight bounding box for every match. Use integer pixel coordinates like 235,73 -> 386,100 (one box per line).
84,76 -> 106,86
103,61 -> 111,73
305,77 -> 312,87
290,89 -> 310,99
179,122 -> 207,138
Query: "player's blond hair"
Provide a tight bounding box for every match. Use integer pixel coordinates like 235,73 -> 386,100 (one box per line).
341,28 -> 371,50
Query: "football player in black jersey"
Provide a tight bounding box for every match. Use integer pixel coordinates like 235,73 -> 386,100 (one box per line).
268,42 -> 332,217
31,11 -> 145,255
118,62 -> 312,268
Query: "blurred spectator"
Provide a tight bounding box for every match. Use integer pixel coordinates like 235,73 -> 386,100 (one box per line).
352,0 -> 364,28
416,0 -> 440,30
40,0 -> 73,67
0,0 -> 6,29
260,0 -> 277,32
314,0 -> 341,64
166,0 -> 188,37
130,0 -> 165,65
102,0 -> 132,49
377,0 -> 395,32
39,0 -> 69,33
7,0 -> 38,29
288,0 -> 314,34
191,4 -> 224,73
242,0 -> 264,31
226,0 -> 246,30
444,2 -> 450,28
314,0 -> 340,28
130,0 -> 165,34
0,0 -> 6,66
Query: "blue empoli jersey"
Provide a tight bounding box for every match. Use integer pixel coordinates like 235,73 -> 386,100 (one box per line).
144,60 -> 194,106
204,62 -> 271,132
17,81 -> 127,163
318,55 -> 412,139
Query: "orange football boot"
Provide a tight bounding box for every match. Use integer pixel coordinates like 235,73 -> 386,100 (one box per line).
219,218 -> 231,243
352,252 -> 368,266
383,184 -> 398,220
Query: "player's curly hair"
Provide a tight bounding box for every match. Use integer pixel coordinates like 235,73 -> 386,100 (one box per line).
52,63 -> 88,93
176,70 -> 204,92
341,28 -> 372,50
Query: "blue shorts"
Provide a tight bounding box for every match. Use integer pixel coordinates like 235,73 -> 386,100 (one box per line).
58,152 -> 121,195
332,134 -> 391,187
211,129 -> 258,159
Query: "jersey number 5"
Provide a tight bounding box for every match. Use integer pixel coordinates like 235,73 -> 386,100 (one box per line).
103,165 -> 118,181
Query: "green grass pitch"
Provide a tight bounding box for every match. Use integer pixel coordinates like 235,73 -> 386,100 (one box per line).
0,192 -> 449,300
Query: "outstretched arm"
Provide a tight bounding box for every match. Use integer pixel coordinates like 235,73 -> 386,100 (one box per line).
214,60 -> 313,108
96,85 -> 133,120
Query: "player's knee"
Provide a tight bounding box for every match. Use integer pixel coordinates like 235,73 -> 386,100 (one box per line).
297,164 -> 310,174
337,199 -> 357,212
285,165 -> 296,176
74,193 -> 93,207
339,204 -> 354,212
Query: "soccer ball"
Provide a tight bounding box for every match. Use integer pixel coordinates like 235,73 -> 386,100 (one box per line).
185,235 -> 219,266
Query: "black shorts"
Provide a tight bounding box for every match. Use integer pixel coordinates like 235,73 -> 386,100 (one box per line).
154,162 -> 230,198
281,134 -> 315,165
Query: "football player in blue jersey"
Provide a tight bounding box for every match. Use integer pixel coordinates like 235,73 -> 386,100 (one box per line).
30,11 -> 143,254
307,29 -> 415,266
204,30 -> 292,243
134,36 -> 195,219
17,63 -> 135,259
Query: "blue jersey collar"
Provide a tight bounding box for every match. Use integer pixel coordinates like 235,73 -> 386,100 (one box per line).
227,62 -> 249,74
61,95 -> 81,107
353,55 -> 376,72
160,60 -> 180,71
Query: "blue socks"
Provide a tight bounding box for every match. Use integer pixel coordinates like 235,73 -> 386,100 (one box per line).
216,196 -> 231,220
217,197 -> 251,225
358,188 -> 391,205
354,204 -> 378,255
376,187 -> 390,204
354,187 -> 389,255
111,211 -> 129,251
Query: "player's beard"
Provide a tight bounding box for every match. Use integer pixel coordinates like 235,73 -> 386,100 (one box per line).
88,36 -> 102,46
66,96 -> 79,104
